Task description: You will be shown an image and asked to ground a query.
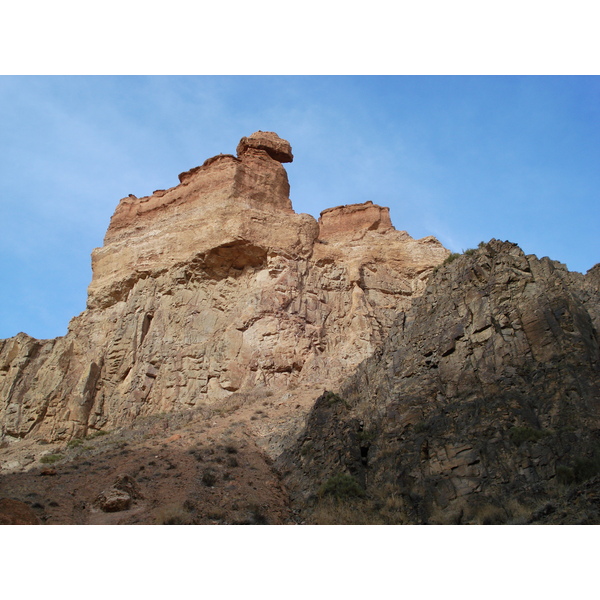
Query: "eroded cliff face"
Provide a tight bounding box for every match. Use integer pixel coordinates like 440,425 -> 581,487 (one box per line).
281,241 -> 600,524
0,131 -> 448,444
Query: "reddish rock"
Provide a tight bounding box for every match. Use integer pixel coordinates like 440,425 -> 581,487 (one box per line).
95,489 -> 131,513
236,131 -> 293,163
318,201 -> 393,239
0,498 -> 41,524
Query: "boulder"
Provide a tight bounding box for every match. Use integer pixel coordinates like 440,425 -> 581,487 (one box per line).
236,131 -> 293,163
94,474 -> 142,513
95,489 -> 132,513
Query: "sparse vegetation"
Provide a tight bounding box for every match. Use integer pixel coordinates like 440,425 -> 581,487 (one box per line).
428,497 -> 526,525
556,465 -> 576,485
67,438 -> 84,448
509,426 -> 550,446
557,455 -> 600,485
232,504 -> 269,525
357,429 -> 377,443
573,456 -> 600,482
40,453 -> 63,464
310,484 -> 408,525
472,504 -> 507,525
226,456 -> 239,468
441,245 -> 484,266
413,421 -> 429,434
188,447 -> 204,461
155,503 -> 194,525
300,440 -> 314,456
443,253 -> 461,265
205,507 -> 227,522
309,498 -> 382,524
201,469 -> 217,487
319,473 -> 365,500
249,505 -> 268,525
321,391 -> 348,408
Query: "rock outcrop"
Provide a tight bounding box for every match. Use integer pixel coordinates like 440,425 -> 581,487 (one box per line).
0,131 -> 448,445
281,241 -> 600,523
94,474 -> 142,513
318,201 -> 393,238
236,131 -> 293,163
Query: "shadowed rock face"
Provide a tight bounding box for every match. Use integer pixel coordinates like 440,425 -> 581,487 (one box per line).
0,133 -> 448,445
280,241 -> 600,524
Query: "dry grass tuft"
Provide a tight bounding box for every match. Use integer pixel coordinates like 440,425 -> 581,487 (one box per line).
154,503 -> 195,525
309,484 -> 409,525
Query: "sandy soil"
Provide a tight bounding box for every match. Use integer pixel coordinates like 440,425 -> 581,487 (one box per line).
0,386 -> 322,525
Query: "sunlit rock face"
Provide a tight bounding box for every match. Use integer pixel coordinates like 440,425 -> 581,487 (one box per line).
0,132 -> 449,442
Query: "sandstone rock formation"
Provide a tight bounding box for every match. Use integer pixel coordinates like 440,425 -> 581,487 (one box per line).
236,131 -> 293,163
2,131 -> 599,526
281,241 -> 600,523
318,201 -> 393,238
0,131 -> 448,446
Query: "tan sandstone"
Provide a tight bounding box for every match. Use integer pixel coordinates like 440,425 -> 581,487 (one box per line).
0,132 -> 448,448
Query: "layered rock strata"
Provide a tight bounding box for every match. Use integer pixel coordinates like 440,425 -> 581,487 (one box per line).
0,132 -> 448,443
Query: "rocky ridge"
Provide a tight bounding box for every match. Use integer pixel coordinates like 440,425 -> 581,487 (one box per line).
280,241 -> 600,523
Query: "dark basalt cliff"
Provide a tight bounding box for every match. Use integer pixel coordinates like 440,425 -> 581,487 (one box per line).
280,240 -> 600,524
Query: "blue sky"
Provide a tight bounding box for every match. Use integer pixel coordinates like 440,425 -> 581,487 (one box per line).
1,76 -> 599,340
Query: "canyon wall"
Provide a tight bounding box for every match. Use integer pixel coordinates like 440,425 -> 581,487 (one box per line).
0,132 -> 448,443
281,241 -> 600,523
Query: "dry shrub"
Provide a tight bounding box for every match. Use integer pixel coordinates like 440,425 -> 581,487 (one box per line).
309,484 -> 409,525
309,497 -> 385,525
319,473 -> 364,500
376,485 -> 408,524
206,507 -> 227,521
201,469 -> 217,486
154,503 -> 194,525
428,496 -> 533,525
